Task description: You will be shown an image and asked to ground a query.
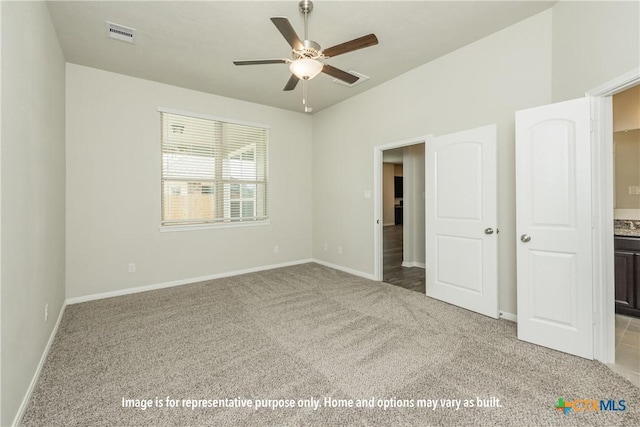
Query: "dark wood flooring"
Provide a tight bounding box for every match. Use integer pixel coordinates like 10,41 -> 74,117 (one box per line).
383,225 -> 426,294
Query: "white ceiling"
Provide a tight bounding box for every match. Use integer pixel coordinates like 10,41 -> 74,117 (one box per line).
47,1 -> 556,114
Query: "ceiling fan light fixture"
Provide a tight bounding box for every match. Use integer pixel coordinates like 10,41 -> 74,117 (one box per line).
289,58 -> 323,80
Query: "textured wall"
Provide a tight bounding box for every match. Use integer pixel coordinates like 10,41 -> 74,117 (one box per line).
1,2 -> 66,425
65,64 -> 313,299
552,1 -> 640,102
312,10 -> 554,315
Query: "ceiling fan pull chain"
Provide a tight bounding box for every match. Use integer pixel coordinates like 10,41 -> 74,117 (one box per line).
303,80 -> 307,105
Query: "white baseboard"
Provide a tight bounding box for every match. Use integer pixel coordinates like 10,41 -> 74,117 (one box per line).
402,261 -> 426,269
13,301 -> 67,427
66,259 -> 314,305
311,259 -> 375,280
499,311 -> 517,322
383,222 -> 395,226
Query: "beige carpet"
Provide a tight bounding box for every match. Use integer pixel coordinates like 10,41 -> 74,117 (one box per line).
22,263 -> 640,426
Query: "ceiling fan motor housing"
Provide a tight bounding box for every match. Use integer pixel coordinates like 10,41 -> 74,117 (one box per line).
295,40 -> 322,59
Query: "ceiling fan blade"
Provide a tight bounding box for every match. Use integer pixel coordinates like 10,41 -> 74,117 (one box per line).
322,64 -> 359,84
283,74 -> 300,91
271,17 -> 303,51
322,33 -> 379,58
233,59 -> 288,66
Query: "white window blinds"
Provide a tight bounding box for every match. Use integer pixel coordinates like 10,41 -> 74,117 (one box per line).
160,111 -> 268,226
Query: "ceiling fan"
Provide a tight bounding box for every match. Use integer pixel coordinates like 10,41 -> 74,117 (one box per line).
233,0 -> 378,111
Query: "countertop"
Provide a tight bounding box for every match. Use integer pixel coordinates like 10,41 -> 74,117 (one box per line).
614,219 -> 640,238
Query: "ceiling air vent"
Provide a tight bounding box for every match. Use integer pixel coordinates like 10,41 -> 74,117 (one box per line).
106,21 -> 136,44
332,71 -> 370,87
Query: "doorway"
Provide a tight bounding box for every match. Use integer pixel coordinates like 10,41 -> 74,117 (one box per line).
609,83 -> 640,386
373,136 -> 427,285
381,145 -> 426,293
374,125 -> 498,320
587,68 -> 640,364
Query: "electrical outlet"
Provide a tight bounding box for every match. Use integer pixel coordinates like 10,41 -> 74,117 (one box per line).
629,186 -> 640,195
44,303 -> 49,322
274,246 -> 280,254
128,263 -> 136,273
338,246 -> 343,255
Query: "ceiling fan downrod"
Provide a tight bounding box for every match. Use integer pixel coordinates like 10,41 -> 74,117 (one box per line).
299,0 -> 313,41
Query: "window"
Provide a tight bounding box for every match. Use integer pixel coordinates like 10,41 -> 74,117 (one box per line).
160,110 -> 268,227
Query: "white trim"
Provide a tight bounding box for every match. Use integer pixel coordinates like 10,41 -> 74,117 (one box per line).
157,106 -> 271,130
591,94 -> 615,364
376,136 -> 431,152
159,220 -> 270,233
383,222 -> 395,227
311,259 -> 375,280
12,302 -> 67,427
373,135 -> 431,281
373,148 -> 383,281
0,0 -> 3,419
402,261 -> 426,269
587,67 -> 640,97
66,259 -> 313,305
587,68 -> 640,364
499,311 -> 517,322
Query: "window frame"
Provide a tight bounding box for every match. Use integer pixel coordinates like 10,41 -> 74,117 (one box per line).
158,107 -> 270,232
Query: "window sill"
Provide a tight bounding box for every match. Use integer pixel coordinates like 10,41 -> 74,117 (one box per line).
159,220 -> 270,233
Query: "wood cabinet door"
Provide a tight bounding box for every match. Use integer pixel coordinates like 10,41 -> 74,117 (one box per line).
615,251 -> 635,308
636,254 -> 640,310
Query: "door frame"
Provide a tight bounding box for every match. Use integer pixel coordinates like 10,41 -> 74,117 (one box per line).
373,135 -> 430,281
589,67 -> 639,363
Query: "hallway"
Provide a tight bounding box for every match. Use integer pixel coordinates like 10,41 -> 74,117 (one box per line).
383,225 -> 425,293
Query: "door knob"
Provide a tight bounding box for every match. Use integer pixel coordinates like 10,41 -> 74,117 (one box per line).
520,234 -> 531,243
484,228 -> 494,235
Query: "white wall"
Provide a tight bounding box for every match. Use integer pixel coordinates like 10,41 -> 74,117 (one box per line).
312,10 -> 554,315
66,64 -> 312,299
1,2 -> 66,425
402,144 -> 425,267
552,0 -> 640,102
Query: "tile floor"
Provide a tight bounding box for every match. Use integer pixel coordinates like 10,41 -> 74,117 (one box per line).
608,314 -> 640,387
382,225 -> 425,293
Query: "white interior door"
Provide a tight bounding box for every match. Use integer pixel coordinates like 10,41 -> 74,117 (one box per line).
426,125 -> 498,318
515,98 -> 593,359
